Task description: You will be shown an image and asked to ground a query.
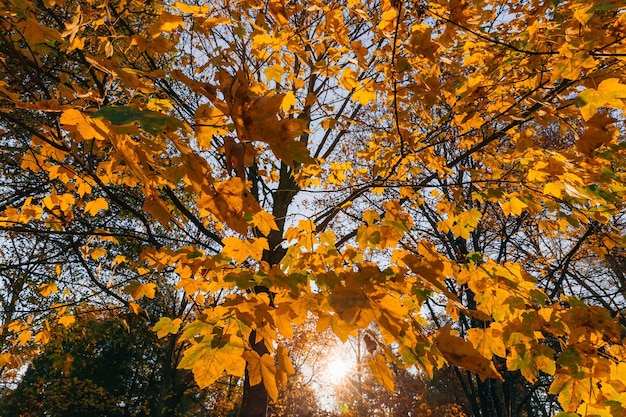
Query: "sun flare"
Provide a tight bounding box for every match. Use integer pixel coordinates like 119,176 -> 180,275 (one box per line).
327,357 -> 350,382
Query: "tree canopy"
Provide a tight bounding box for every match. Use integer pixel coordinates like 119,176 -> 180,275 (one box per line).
1,0 -> 626,416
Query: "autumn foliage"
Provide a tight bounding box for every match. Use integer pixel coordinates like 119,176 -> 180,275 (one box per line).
1,0 -> 626,416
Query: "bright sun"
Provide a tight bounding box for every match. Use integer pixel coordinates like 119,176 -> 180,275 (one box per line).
327,357 -> 350,381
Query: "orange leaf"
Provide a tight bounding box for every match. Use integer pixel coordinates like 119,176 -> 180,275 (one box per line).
39,283 -> 58,297
60,109 -> 108,141
434,323 -> 503,381
222,237 -> 268,263
368,354 -> 395,392
58,315 -> 75,328
252,211 -> 279,236
84,198 -> 109,216
260,353 -> 279,401
125,281 -> 157,300
578,78 -> 626,121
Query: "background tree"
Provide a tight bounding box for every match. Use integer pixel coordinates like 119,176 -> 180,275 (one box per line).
0,305 -> 243,417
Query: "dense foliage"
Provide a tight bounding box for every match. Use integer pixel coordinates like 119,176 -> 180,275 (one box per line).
1,0 -> 626,416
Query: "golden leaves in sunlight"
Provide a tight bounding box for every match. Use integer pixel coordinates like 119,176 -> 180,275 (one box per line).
434,324 -> 503,381
60,109 -> 108,141
153,317 -> 183,338
222,237 -> 268,263
178,337 -> 246,389
4,0 -> 626,415
368,353 -> 394,392
578,78 -> 626,121
243,351 -> 279,401
83,198 -> 108,216
124,281 -> 157,300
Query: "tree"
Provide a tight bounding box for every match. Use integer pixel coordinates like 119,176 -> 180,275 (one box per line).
0,307 -> 242,417
1,0 -> 626,416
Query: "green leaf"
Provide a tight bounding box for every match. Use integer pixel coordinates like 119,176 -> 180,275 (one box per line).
93,106 -> 183,135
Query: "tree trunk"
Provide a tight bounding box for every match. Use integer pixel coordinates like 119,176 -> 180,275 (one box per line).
238,330 -> 270,417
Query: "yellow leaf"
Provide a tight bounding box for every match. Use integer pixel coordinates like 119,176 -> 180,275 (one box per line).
204,177 -> 263,234
194,104 -> 229,149
277,344 -> 295,378
281,91 -> 296,111
152,317 -> 183,338
0,353 -> 12,367
222,237 -> 268,263
125,281 -> 157,300
353,85 -> 377,105
572,3 -> 594,25
467,324 -> 506,359
576,112 -> 617,155
252,211 -> 279,236
434,323 -> 503,380
260,353 -> 279,401
243,350 -> 263,386
150,12 -> 185,38
67,37 -> 85,52
368,354 -> 394,392
142,195 -> 171,226
500,197 -> 528,216
84,197 -> 109,216
578,78 -> 626,121
264,63 -> 286,83
543,181 -> 563,198
378,9 -> 398,31
549,373 -> 593,412
34,329 -> 51,344
129,302 -> 142,315
172,1 -> 209,16
340,68 -> 358,90
90,247 -> 107,260
18,331 -> 32,346
179,338 -> 246,388
60,109 -> 108,141
58,315 -> 75,327
39,283 -> 58,297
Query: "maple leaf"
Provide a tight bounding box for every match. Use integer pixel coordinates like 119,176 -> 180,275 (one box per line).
58,316 -> 75,328
84,197 -> 108,216
578,78 -> 626,121
260,353 -> 279,401
369,353 -> 395,392
200,177 -> 263,234
434,323 -> 503,381
194,104 -> 229,149
500,196 -> 528,216
221,237 -> 268,263
466,324 -> 506,359
549,373 -> 593,412
178,337 -> 246,389
252,210 -> 279,236
93,106 -> 183,135
243,350 -> 263,386
125,281 -> 157,300
60,109 -> 108,141
152,317 -> 183,338
576,112 -> 617,155
39,283 -> 58,297
17,331 -> 33,346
